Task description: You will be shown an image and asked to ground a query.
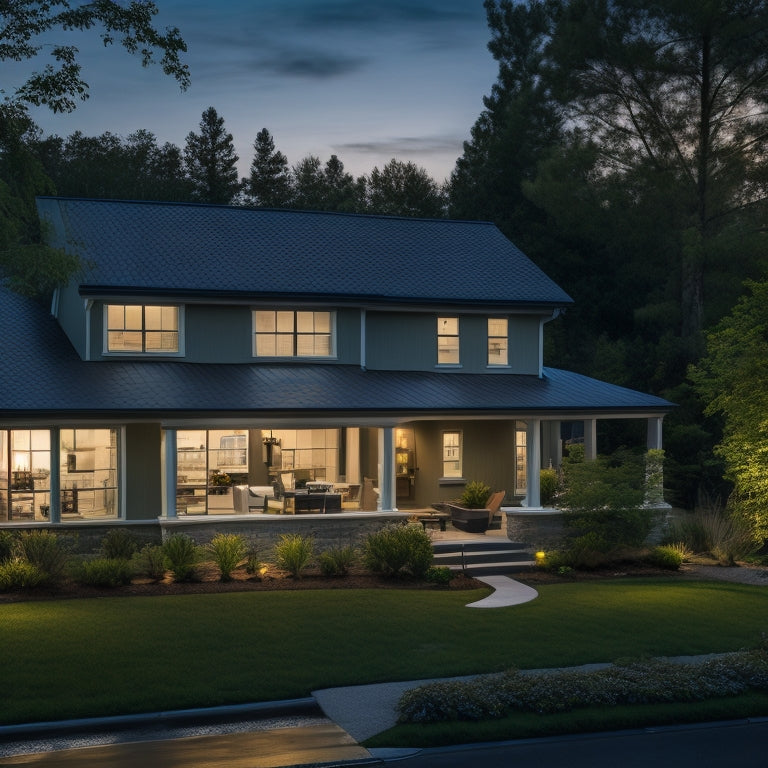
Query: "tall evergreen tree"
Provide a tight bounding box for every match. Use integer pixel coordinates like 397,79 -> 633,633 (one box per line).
183,107 -> 241,204
362,159 -> 446,217
291,155 -> 326,210
245,128 -> 292,208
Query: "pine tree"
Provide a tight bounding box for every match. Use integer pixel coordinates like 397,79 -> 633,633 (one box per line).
245,128 -> 292,208
183,107 -> 241,204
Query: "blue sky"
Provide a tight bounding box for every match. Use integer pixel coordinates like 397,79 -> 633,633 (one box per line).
16,0 -> 498,182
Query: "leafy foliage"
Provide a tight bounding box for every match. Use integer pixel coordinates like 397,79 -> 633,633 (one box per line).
362,523 -> 433,579
101,528 -> 138,560
317,545 -> 358,577
458,481 -> 491,509
274,533 -> 315,578
131,544 -> 167,581
397,651 -> 768,723
2,0 -> 189,113
15,531 -> 69,583
161,533 -> 200,582
72,557 -> 133,587
206,533 -> 247,582
0,559 -> 46,591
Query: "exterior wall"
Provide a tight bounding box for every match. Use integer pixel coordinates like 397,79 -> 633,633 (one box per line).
405,420 -> 518,508
124,423 -> 163,520
55,285 -> 88,359
365,311 -> 543,374
86,303 -> 361,365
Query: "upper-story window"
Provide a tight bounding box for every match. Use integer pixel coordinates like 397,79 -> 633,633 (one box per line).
105,305 -> 181,354
487,318 -> 509,366
437,316 -> 459,365
253,310 -> 334,358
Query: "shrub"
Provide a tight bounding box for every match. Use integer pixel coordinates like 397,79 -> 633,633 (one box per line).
162,534 -> 200,582
101,528 -> 138,560
73,557 -> 133,587
362,523 -> 433,579
16,531 -> 69,583
0,531 -> 16,563
207,533 -> 247,582
425,565 -> 453,586
458,481 -> 491,509
318,545 -> 357,577
274,533 -> 315,578
131,544 -> 167,581
539,468 -> 558,505
397,651 -> 768,723
669,497 -> 757,564
646,544 -> 686,570
0,560 -> 46,591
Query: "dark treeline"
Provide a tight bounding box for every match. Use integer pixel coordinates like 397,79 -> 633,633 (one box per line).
4,0 -> 768,515
25,106 -> 447,218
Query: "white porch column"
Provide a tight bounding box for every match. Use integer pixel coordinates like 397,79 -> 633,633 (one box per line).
583,419 -> 597,460
345,427 -> 361,484
525,418 -> 541,507
647,417 -> 663,450
161,428 -> 177,518
377,427 -> 396,511
49,427 -> 61,524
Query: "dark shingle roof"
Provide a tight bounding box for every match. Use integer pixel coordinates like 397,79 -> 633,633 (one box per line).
36,197 -> 573,308
0,287 -> 672,419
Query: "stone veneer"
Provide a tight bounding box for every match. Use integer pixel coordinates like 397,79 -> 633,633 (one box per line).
159,511 -> 407,552
505,509 -> 568,552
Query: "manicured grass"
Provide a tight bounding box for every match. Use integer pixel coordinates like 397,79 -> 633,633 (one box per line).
1,578 -> 766,725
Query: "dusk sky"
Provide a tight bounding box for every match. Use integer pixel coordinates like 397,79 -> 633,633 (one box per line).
16,1 -> 499,182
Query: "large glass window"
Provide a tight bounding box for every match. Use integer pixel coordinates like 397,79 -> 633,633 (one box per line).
0,428 -> 119,521
176,430 -> 250,515
515,423 -> 527,495
1,430 -> 50,521
106,304 -> 180,354
60,429 -> 119,519
437,317 -> 459,365
487,318 -> 509,365
253,311 -> 333,358
442,431 -> 462,478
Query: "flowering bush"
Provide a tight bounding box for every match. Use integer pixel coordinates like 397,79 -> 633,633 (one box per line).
397,651 -> 768,723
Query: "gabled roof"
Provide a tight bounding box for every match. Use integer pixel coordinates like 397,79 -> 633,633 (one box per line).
0,287 -> 672,421
35,197 -> 573,308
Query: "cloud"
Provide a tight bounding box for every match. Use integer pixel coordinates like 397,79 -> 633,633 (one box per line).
337,134 -> 464,160
258,50 -> 367,79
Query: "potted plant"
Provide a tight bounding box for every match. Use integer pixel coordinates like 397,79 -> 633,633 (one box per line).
208,469 -> 232,494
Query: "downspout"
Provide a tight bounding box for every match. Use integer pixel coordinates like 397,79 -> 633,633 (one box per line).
539,308 -> 561,378
84,299 -> 93,361
360,308 -> 367,370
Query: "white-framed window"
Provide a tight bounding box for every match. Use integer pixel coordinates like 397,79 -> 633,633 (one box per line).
437,316 -> 459,365
105,304 -> 182,354
488,318 -> 509,365
253,310 -> 334,358
442,430 -> 462,478
515,423 -> 527,495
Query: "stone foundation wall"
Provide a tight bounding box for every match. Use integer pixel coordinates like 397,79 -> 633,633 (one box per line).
505,510 -> 568,551
159,512 -> 407,552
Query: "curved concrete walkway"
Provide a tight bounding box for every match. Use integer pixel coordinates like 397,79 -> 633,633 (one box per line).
467,575 -> 539,608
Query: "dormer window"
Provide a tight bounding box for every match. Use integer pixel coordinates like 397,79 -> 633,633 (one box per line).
487,318 -> 509,366
253,310 -> 334,358
105,305 -> 181,354
437,316 -> 459,365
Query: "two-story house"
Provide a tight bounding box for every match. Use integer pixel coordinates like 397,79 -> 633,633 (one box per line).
0,197 -> 672,543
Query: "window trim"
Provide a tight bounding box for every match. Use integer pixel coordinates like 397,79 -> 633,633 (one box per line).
440,429 -> 463,482
487,316 -> 510,367
436,316 -> 461,367
252,309 -> 337,359
103,304 -> 185,357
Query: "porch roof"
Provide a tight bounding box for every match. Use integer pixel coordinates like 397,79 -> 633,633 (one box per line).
1,288 -> 673,422
35,197 -> 573,309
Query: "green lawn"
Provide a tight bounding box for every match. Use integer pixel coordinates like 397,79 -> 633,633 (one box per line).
1,578 -> 766,726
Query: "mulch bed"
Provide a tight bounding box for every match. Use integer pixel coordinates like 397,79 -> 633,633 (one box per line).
0,564 -> 486,604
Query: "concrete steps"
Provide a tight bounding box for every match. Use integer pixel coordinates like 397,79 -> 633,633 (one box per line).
432,540 -> 536,576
